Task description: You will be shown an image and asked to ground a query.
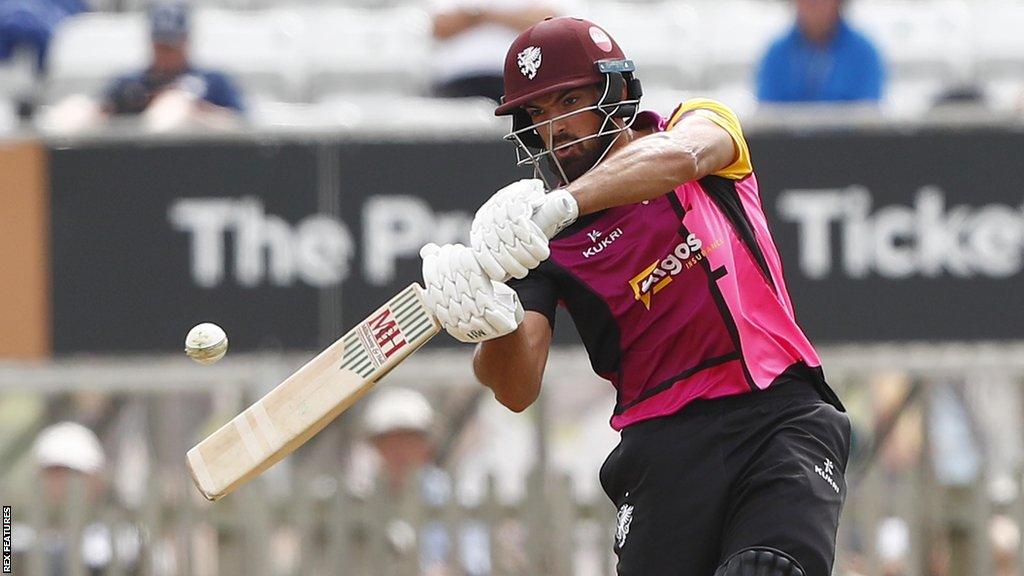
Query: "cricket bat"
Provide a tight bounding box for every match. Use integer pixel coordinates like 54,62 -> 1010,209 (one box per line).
186,283 -> 440,501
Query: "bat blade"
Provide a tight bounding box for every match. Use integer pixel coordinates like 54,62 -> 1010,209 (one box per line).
186,283 -> 440,501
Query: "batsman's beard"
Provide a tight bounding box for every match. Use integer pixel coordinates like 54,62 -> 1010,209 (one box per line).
544,130 -> 619,183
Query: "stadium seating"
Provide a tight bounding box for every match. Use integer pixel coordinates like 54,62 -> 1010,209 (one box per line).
695,0 -> 790,90
247,93 -> 503,134
0,50 -> 36,101
191,9 -> 307,102
585,1 -> 705,90
301,6 -> 432,101
319,93 -> 502,131
25,0 -> 1024,130
848,0 -> 973,82
0,98 -> 16,132
45,13 -> 149,102
883,76 -> 953,117
971,0 -> 1024,112
973,1 -> 1024,77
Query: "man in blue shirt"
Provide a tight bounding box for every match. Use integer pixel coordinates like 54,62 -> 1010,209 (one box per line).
756,0 -> 884,103
103,1 -> 244,116
0,0 -> 86,73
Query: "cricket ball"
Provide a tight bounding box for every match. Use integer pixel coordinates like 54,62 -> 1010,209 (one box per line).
185,322 -> 228,365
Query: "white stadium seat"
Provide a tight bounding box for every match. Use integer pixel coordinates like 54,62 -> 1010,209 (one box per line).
46,13 -> 149,102
585,1 -> 706,90
971,1 -> 1024,80
882,76 -> 952,118
848,0 -> 973,82
302,6 -> 432,101
191,8 -> 307,102
696,0 -> 790,89
0,98 -> 16,135
982,78 -> 1024,114
0,51 -> 36,100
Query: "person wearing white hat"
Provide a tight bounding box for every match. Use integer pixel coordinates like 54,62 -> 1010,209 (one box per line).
33,421 -> 106,502
27,421 -> 142,575
362,387 -> 437,494
357,388 -> 490,576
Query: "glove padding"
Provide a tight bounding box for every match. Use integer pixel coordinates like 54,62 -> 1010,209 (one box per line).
471,180 -> 579,281
420,243 -> 524,343
471,179 -> 551,281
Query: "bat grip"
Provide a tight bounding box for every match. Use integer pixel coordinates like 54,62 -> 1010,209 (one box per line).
531,190 -> 577,239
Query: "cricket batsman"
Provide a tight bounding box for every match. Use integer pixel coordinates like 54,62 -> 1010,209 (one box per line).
419,16 -> 851,575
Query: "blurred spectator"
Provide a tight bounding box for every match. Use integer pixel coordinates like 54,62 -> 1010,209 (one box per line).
35,420 -> 106,504
429,0 -> 559,102
756,0 -> 884,103
875,516 -> 910,576
25,421 -> 141,576
362,386 -> 439,494
0,0 -> 87,73
101,2 -> 243,124
990,515 -> 1020,576
0,0 -> 87,119
350,387 -> 490,576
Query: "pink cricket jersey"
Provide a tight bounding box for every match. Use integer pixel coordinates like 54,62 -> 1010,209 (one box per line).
509,103 -> 829,430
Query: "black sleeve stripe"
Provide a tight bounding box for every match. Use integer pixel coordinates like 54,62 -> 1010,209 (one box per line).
545,258 -> 624,389
697,175 -> 777,293
667,191 -> 687,221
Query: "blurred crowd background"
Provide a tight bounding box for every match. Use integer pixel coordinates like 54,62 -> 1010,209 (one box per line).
0,0 -> 1022,132
2,0 -> 1024,575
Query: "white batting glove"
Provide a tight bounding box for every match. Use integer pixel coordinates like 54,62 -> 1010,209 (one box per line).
420,243 -> 525,343
471,179 -> 551,281
471,180 -> 579,281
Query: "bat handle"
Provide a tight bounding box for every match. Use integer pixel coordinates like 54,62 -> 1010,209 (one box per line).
531,190 -> 577,239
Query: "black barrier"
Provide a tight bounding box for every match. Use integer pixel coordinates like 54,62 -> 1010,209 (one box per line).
754,128 -> 1024,342
50,142 -> 323,352
47,129 -> 1024,353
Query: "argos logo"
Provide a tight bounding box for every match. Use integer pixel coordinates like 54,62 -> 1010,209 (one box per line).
628,233 -> 713,309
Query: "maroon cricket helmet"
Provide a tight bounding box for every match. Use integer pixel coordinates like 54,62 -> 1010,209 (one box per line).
495,17 -> 643,185
496,17 -> 636,116
497,17 -> 630,115
494,15 -> 644,172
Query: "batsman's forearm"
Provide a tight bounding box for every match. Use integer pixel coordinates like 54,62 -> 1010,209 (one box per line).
473,327 -> 545,412
565,131 -> 705,216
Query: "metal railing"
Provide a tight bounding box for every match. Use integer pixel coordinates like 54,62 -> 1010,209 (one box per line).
3,344 -> 1024,575
4,465 -> 612,576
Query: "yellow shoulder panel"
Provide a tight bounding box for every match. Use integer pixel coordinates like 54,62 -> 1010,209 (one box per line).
666,98 -> 752,180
